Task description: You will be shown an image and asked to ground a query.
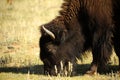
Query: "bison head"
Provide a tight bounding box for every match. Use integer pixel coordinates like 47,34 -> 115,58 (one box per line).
40,22 -> 75,76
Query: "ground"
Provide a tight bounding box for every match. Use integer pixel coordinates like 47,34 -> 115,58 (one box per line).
0,0 -> 120,80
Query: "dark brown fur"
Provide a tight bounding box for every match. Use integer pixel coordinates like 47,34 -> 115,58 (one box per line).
40,0 -> 120,76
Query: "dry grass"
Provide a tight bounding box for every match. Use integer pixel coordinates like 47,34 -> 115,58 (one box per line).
0,0 -> 120,80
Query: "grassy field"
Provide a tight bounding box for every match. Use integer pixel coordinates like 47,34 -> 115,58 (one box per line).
0,0 -> 120,80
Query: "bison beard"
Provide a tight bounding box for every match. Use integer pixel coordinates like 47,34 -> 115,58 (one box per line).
40,0 -> 120,76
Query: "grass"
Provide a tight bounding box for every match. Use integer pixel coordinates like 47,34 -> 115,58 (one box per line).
0,0 -> 120,80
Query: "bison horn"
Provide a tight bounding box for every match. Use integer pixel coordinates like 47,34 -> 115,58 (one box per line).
42,26 -> 55,39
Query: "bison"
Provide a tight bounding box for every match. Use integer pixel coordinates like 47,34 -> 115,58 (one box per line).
40,0 -> 120,76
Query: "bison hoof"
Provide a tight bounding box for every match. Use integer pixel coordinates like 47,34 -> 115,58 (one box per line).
85,70 -> 97,75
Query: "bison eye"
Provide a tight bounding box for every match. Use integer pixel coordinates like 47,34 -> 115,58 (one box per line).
44,70 -> 49,75
48,48 -> 56,54
48,49 -> 52,52
46,44 -> 57,54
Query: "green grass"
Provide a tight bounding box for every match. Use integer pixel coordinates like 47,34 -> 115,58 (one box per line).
0,0 -> 120,80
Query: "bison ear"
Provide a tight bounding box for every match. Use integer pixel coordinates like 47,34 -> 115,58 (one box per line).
42,26 -> 55,39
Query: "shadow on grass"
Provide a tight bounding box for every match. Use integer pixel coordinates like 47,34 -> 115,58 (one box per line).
0,65 -> 44,75
76,64 -> 119,75
98,65 -> 119,74
0,64 -> 119,75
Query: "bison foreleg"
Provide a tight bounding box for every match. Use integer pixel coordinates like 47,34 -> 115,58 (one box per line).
87,29 -> 113,75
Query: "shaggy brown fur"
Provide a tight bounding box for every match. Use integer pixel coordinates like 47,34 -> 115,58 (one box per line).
40,0 -> 120,76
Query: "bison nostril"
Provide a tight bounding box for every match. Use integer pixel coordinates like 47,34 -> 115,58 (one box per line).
44,70 -> 49,75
